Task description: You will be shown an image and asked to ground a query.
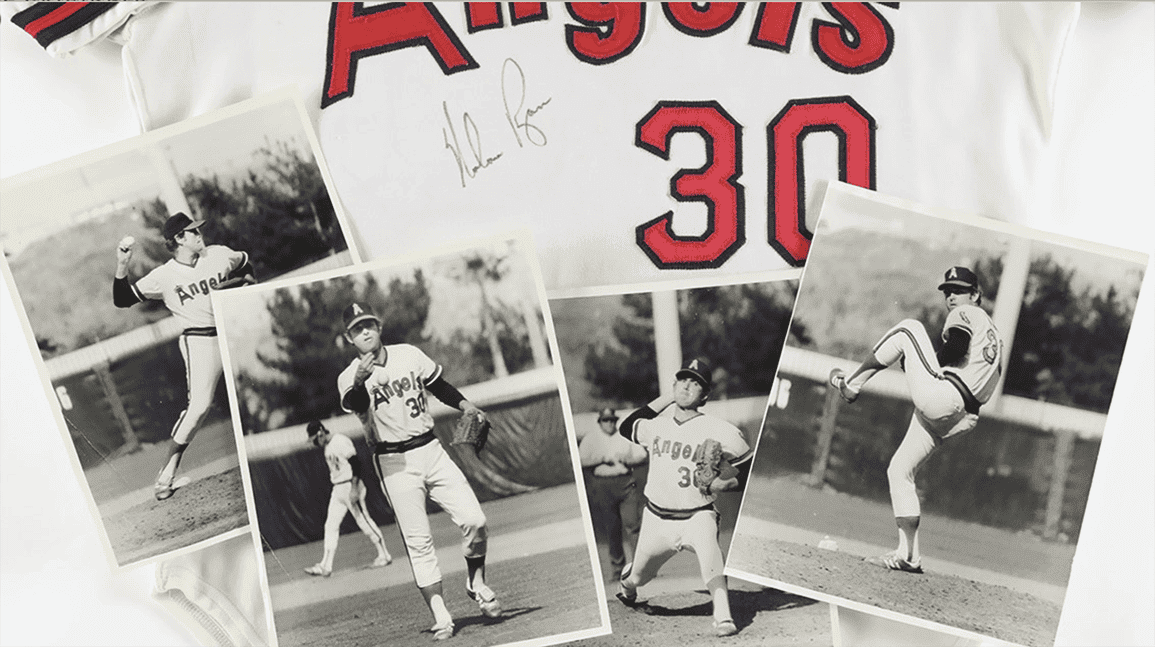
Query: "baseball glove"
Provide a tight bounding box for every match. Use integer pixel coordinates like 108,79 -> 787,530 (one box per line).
693,438 -> 724,495
452,409 -> 490,453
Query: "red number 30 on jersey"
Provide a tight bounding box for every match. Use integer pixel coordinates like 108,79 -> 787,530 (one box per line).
635,97 -> 876,268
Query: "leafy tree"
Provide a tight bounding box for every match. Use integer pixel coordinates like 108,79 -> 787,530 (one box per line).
1004,255 -> 1134,412
236,271 -> 432,433
442,300 -> 536,382
139,139 -> 344,283
188,140 -> 343,280
585,283 -> 800,404
585,293 -> 658,405
680,282 -> 804,398
452,252 -> 512,377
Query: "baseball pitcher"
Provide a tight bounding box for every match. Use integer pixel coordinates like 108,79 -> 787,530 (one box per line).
830,266 -> 1004,573
616,358 -> 753,638
112,213 -> 255,500
337,302 -> 500,640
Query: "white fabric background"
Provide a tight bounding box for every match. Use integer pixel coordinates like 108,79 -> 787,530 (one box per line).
2,4 -> 1152,645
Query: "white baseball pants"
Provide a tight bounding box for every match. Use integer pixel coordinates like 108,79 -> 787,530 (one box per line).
374,440 -> 487,589
872,319 -> 980,517
171,332 -> 224,445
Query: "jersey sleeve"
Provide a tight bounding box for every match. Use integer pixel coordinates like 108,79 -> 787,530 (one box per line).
331,434 -> 356,461
3,2 -> 157,58
336,362 -> 357,412
212,245 -> 248,274
403,344 -> 442,385
632,417 -> 656,448
720,421 -> 752,467
942,305 -> 978,341
132,265 -> 165,301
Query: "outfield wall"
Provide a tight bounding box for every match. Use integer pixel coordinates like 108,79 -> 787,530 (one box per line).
40,252 -> 351,469
758,346 -> 1104,541
249,368 -> 576,551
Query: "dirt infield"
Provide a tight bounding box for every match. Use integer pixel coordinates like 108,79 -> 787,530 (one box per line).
266,486 -> 606,645
104,466 -> 248,565
728,535 -> 1059,647
574,580 -> 830,647
729,473 -> 1070,646
274,545 -> 603,646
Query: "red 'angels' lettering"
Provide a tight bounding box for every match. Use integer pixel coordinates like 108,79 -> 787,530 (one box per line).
748,3 -> 801,51
811,2 -> 895,73
322,3 -> 897,106
635,101 -> 745,269
636,97 -> 875,268
565,2 -> 646,65
662,2 -> 744,38
466,3 -> 549,33
323,3 -> 477,108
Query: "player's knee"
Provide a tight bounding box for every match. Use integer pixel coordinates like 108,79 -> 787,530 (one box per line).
184,397 -> 213,424
408,537 -> 436,560
897,318 -> 925,334
460,510 -> 487,535
886,458 -> 914,485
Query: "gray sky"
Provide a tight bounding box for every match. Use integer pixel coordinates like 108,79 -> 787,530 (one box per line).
1,98 -> 312,246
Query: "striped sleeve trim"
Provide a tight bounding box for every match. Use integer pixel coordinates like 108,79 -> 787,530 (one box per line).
10,2 -> 116,50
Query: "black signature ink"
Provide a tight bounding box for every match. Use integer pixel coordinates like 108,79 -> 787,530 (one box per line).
502,58 -> 550,148
443,101 -> 502,187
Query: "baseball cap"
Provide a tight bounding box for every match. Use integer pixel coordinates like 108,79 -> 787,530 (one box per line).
161,212 -> 205,240
597,407 -> 619,422
306,420 -> 327,441
343,302 -> 380,332
937,266 -> 980,291
676,357 -> 713,390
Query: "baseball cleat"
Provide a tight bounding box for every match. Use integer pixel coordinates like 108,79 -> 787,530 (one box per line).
154,481 -> 175,501
431,620 -> 455,641
615,580 -> 640,608
304,564 -> 332,577
714,619 -> 738,637
829,368 -> 859,403
466,582 -> 502,619
153,476 -> 191,501
372,554 -> 393,568
864,551 -> 923,574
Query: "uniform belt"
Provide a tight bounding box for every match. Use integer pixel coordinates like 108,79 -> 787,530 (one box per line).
374,431 -> 436,455
182,326 -> 218,337
645,500 -> 715,521
942,372 -> 980,416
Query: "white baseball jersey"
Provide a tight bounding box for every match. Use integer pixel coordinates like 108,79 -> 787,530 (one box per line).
324,432 -> 357,485
131,245 -> 248,330
942,304 -> 1003,405
337,343 -> 443,445
632,412 -> 750,511
9,2 -> 1080,292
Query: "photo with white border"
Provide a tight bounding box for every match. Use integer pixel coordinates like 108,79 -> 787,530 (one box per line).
726,182 -> 1149,647
212,231 -> 609,646
0,89 -> 361,568
549,268 -> 843,643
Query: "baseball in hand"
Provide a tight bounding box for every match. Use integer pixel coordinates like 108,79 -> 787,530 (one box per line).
118,235 -> 135,252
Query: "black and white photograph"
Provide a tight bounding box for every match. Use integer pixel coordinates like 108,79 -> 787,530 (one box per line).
212,234 -> 608,646
549,272 -> 832,645
725,183 -> 1150,647
0,90 -> 359,567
